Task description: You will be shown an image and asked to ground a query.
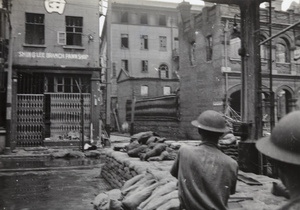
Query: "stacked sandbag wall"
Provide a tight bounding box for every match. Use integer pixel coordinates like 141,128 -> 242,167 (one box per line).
101,150 -> 146,188
219,142 -> 239,161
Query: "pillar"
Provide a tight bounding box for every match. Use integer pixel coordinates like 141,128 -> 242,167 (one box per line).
239,0 -> 263,140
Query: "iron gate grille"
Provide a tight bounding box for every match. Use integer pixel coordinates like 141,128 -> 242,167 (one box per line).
16,94 -> 44,147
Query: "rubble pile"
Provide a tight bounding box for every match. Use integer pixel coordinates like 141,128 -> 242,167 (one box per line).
94,171 -> 180,210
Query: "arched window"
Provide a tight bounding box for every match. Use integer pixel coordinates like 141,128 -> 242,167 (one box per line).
159,64 -> 169,79
276,38 -> 290,63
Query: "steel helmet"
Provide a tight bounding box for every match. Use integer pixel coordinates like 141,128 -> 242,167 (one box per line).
256,110 -> 300,165
191,110 -> 229,133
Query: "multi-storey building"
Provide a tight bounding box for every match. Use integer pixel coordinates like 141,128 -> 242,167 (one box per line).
102,0 -> 200,131
177,0 -> 300,139
4,0 -> 102,148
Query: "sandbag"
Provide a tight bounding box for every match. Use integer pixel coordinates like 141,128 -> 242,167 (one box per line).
127,145 -> 148,157
143,190 -> 178,210
138,181 -> 177,210
156,198 -> 180,210
130,131 -> 154,144
140,143 -> 167,161
121,173 -> 145,192
125,179 -> 157,198
107,189 -> 122,201
109,199 -> 123,210
122,182 -> 159,210
148,150 -> 171,161
146,136 -> 158,145
125,141 -> 140,151
93,192 -> 110,210
121,173 -> 155,196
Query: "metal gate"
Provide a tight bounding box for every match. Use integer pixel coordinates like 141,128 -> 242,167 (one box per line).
16,94 -> 44,147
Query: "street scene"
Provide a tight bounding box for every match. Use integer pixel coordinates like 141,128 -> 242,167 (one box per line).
0,0 -> 300,209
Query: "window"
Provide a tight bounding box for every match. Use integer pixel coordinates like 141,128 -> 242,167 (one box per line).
141,13 -> 148,24
57,32 -> 66,45
163,86 -> 171,95
190,41 -> 196,66
260,36 -> 268,62
66,16 -> 83,46
45,75 -> 89,93
140,35 -> 148,50
25,13 -> 45,45
121,11 -> 128,23
174,37 -> 179,50
159,15 -> 166,26
276,38 -> 290,63
141,85 -> 148,96
121,34 -> 129,49
206,35 -> 213,61
159,36 -> 167,51
112,62 -> 117,77
159,64 -> 169,78
121,60 -> 128,72
229,37 -> 241,60
142,60 -> 148,72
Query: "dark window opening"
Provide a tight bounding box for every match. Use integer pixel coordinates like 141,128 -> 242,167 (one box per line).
25,13 -> 45,45
206,35 -> 213,61
121,11 -> 128,23
122,60 -> 128,72
142,60 -> 148,72
141,35 -> 148,50
66,16 -> 83,46
141,13 -> 148,24
159,15 -> 166,26
121,34 -> 129,48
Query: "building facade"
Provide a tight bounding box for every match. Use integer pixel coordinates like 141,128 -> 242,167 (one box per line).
102,0 -> 190,131
177,1 -> 300,139
5,0 -> 102,147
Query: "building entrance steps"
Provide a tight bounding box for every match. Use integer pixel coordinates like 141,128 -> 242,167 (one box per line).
101,148 -> 287,210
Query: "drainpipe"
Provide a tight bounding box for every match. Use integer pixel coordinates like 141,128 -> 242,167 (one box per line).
224,20 -> 229,110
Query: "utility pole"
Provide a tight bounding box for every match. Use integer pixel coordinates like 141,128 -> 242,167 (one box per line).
105,0 -> 112,137
6,0 -> 17,150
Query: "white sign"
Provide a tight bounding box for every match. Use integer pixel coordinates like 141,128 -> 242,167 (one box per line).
17,51 -> 89,60
44,0 -> 66,15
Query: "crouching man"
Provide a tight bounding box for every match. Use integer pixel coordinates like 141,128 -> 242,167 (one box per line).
170,110 -> 238,210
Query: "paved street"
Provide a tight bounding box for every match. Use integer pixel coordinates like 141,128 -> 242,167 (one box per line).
0,150 -> 112,210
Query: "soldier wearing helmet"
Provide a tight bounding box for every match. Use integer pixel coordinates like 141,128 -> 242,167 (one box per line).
170,110 -> 238,210
256,110 -> 300,210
